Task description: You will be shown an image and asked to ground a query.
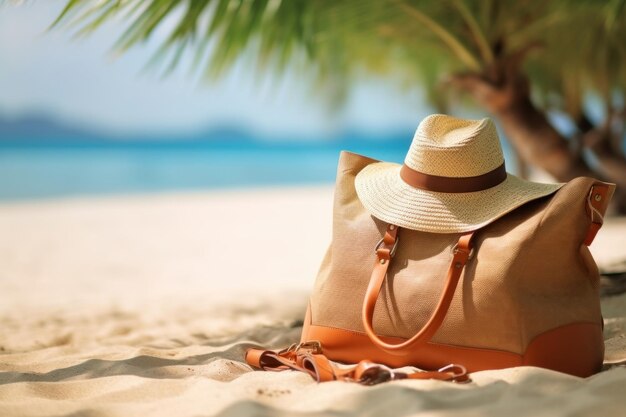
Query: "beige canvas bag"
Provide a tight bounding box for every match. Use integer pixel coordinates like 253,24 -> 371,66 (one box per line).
246,115 -> 615,384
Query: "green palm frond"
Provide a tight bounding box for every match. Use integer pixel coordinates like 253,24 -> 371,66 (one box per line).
53,0 -> 626,115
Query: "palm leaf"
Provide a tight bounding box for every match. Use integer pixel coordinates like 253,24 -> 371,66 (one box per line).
51,0 -> 626,122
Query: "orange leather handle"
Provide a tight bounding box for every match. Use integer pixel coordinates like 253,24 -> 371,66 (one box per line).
362,225 -> 475,354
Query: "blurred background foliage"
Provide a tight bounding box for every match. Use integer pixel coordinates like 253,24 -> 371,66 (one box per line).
53,0 -> 626,210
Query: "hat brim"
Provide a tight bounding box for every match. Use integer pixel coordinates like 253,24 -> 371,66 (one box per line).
355,162 -> 563,233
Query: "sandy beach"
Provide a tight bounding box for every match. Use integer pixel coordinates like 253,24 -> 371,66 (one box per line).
1,187 -> 626,417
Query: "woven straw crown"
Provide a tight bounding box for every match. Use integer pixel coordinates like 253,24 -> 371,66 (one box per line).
354,114 -> 563,233
405,114 -> 504,177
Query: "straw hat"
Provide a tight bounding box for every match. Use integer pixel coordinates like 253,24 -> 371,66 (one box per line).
354,114 -> 563,233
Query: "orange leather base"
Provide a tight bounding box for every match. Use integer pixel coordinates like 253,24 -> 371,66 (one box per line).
523,321 -> 604,377
301,321 -> 604,377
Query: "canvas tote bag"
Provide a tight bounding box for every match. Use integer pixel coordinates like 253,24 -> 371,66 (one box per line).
246,115 -> 615,384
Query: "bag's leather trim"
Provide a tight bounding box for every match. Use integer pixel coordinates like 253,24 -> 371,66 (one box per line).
400,162 -> 507,193
303,322 -> 520,372
584,182 -> 613,246
522,320 -> 604,376
301,321 -> 603,377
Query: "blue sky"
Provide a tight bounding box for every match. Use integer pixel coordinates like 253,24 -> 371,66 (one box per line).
0,1 -> 432,138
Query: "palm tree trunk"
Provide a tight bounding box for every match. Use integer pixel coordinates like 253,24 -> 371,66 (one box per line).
493,95 -> 594,181
451,70 -> 626,212
498,99 -> 626,212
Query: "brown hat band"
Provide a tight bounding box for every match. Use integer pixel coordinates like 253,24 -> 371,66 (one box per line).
400,162 -> 507,193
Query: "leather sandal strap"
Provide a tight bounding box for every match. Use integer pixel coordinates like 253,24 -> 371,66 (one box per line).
362,224 -> 475,354
245,344 -> 470,384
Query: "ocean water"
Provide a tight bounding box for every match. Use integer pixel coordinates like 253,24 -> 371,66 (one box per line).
0,142 -> 408,201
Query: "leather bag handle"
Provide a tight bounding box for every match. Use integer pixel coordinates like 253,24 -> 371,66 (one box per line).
362,224 -> 475,354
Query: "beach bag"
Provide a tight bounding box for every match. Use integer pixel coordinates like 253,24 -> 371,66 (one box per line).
246,115 -> 615,384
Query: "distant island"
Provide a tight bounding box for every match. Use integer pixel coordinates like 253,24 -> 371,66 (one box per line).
0,113 -> 413,150
0,113 -> 108,142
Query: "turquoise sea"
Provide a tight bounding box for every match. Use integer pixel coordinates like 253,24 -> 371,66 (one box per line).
0,141 -> 409,201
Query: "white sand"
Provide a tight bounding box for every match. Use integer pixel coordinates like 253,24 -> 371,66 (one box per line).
0,187 -> 625,417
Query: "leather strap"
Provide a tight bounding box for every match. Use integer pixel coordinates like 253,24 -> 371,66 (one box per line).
245,341 -> 470,384
400,162 -> 507,193
584,183 -> 609,246
362,224 -> 475,354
